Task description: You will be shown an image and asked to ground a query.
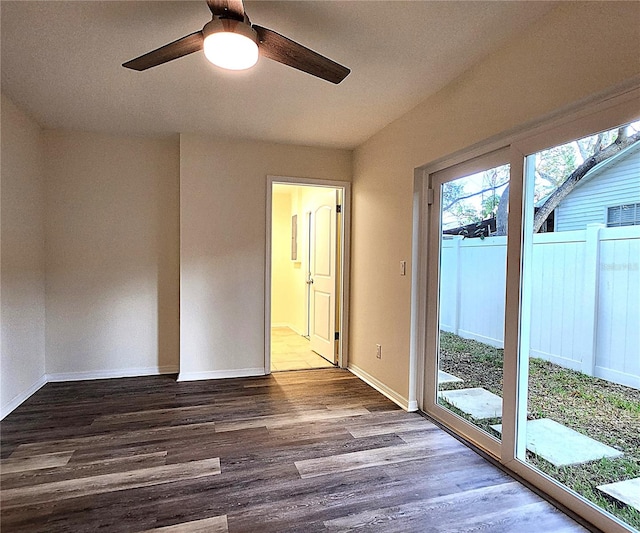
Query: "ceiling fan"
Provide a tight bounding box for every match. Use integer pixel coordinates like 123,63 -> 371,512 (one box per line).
122,0 -> 350,84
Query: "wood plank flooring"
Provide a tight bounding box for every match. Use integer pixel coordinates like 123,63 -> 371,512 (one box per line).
271,327 -> 335,371
0,369 -> 589,532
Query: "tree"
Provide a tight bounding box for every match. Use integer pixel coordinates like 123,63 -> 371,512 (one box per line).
442,166 -> 509,227
481,195 -> 500,219
495,185 -> 509,236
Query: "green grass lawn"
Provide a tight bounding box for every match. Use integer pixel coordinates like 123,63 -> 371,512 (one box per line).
438,331 -> 640,529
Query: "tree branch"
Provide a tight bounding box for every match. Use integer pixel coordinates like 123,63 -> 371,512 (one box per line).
443,180 -> 509,211
574,140 -> 591,161
536,169 -> 561,187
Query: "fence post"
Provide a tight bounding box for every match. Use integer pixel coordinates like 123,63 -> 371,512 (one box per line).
581,223 -> 604,377
452,237 -> 462,335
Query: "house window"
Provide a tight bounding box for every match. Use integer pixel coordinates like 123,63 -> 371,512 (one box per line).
607,203 -> 640,227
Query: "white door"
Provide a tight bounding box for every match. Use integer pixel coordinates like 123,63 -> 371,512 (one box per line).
309,188 -> 337,363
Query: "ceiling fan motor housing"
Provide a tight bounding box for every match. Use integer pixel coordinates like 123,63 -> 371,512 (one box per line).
203,18 -> 258,45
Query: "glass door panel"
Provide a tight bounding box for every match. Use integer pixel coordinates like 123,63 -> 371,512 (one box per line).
436,163 -> 510,442
518,120 -> 640,530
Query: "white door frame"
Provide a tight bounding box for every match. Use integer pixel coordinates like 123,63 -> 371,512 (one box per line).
265,176 -> 352,373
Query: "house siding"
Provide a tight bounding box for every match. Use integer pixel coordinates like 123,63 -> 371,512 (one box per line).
555,148 -> 640,232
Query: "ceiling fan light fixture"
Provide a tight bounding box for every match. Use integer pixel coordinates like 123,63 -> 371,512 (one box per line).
202,19 -> 259,71
123,0 -> 350,83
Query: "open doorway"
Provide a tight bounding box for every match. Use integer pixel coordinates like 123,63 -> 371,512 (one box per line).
266,177 -> 350,372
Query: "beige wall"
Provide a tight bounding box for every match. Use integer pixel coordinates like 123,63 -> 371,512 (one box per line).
350,2 -> 640,404
1,93 -> 46,416
179,135 -> 351,379
44,131 -> 180,377
271,188 -> 296,327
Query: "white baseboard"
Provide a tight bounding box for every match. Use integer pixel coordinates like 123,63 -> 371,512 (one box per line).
1,374 -> 47,420
271,323 -> 305,336
46,365 -> 179,382
1,365 -> 271,419
177,367 -> 267,382
2,364 -> 419,420
348,363 -> 417,412
287,325 -> 305,336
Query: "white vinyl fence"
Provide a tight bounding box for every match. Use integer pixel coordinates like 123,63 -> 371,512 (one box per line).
440,224 -> 640,389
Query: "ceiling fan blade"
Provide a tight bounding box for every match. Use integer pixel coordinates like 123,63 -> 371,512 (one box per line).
123,31 -> 204,71
206,0 -> 246,22
254,26 -> 350,84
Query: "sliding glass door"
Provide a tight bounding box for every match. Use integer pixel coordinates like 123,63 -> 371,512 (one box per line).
418,90 -> 640,532
425,150 -> 511,457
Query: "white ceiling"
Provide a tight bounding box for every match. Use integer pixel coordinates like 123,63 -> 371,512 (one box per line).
1,1 -> 556,149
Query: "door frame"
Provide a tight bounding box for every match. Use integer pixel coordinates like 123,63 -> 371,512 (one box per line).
265,175 -> 352,373
421,148 -> 513,460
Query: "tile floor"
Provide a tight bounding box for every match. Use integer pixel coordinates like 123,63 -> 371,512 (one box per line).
271,326 -> 335,371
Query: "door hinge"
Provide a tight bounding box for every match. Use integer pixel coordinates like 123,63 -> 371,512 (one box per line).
335,331 -> 340,341
427,188 -> 434,205
336,204 -> 342,213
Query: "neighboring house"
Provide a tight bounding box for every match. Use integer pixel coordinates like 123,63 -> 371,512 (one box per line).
554,142 -> 640,232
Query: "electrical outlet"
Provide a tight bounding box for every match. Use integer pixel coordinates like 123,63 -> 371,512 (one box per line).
376,344 -> 382,359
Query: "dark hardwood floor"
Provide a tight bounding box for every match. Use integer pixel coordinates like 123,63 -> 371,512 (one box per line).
1,369 -> 588,532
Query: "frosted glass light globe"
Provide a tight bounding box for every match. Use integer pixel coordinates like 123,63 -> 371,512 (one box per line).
203,31 -> 259,71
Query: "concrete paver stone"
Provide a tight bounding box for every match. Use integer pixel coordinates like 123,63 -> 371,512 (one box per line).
597,478 -> 640,511
438,370 -> 463,385
491,418 -> 623,467
438,387 -> 502,420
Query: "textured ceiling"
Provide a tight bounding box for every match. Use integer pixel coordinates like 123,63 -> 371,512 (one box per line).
1,1 -> 556,149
